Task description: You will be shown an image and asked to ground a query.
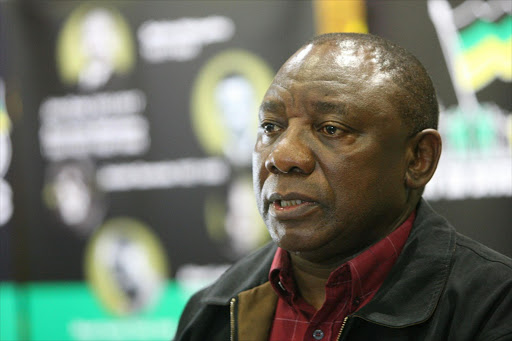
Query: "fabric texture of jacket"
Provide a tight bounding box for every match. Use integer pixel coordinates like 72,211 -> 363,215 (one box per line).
174,200 -> 512,341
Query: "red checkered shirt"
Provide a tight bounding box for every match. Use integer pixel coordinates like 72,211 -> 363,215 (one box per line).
268,212 -> 415,341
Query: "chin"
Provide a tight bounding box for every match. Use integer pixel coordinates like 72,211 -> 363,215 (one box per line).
274,235 -> 320,254
267,222 -> 330,253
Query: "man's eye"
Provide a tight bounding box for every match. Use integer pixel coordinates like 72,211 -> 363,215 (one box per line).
324,125 -> 337,135
322,125 -> 339,135
262,122 -> 279,133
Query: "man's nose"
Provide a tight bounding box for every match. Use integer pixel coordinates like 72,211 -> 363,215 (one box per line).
264,129 -> 315,175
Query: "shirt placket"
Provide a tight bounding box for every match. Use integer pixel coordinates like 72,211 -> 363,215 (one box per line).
303,271 -> 352,341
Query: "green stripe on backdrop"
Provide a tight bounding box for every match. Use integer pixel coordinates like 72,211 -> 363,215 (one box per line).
0,283 -> 20,341
0,281 -> 194,341
459,16 -> 512,51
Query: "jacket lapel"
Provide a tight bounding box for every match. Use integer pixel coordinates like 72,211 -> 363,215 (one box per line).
237,281 -> 278,341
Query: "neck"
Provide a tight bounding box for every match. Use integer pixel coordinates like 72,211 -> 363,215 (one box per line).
289,253 -> 341,310
289,198 -> 419,310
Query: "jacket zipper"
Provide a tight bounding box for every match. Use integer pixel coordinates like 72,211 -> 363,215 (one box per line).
336,316 -> 349,341
230,297 -> 236,341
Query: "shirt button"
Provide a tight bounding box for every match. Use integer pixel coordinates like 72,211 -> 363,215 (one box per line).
353,297 -> 361,306
312,329 -> 324,340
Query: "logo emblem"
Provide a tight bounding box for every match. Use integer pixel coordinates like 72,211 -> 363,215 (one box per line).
56,5 -> 135,90
191,49 -> 274,166
85,218 -> 168,315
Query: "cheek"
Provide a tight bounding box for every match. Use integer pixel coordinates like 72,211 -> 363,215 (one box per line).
326,152 -> 388,202
328,149 -> 407,210
252,149 -> 267,210
252,148 -> 265,185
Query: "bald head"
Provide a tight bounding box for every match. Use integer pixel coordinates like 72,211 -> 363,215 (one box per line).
292,33 -> 439,136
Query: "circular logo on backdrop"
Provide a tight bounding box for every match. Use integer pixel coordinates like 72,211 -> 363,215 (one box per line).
42,160 -> 105,235
84,218 -> 168,316
0,110 -> 11,179
205,175 -> 269,259
0,80 -> 13,226
191,49 -> 274,166
0,81 -> 11,178
56,5 -> 135,90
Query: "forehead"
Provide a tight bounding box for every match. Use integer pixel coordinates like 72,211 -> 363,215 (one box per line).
265,42 -> 400,117
276,42 -> 389,85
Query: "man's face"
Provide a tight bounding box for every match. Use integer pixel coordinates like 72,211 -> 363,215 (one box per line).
253,42 -> 412,263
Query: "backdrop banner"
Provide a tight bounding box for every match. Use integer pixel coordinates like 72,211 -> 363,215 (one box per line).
0,1 -> 510,340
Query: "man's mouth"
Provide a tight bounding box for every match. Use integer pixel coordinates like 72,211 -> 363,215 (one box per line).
277,199 -> 305,208
267,194 -> 319,220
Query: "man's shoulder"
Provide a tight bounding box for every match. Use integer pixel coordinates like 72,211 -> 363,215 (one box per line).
453,232 -> 512,276
436,233 -> 512,340
416,199 -> 511,272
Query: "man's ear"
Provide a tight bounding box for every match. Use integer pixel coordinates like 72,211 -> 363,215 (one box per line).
405,129 -> 442,189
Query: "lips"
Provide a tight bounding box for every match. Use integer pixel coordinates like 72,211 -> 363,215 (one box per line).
267,192 -> 320,220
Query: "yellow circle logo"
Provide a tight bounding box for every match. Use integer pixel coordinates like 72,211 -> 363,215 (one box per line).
191,49 -> 274,166
56,5 -> 135,90
84,218 -> 168,316
0,85 -> 12,177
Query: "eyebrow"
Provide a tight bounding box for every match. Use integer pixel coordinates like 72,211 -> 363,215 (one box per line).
312,101 -> 347,115
259,100 -> 348,117
260,100 -> 285,114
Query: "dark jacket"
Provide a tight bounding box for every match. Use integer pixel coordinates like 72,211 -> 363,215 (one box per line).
175,200 -> 512,340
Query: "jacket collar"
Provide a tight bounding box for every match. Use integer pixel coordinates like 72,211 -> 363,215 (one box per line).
353,199 -> 456,327
201,199 -> 456,328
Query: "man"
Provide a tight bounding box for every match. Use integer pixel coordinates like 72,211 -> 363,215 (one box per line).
175,33 -> 512,340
